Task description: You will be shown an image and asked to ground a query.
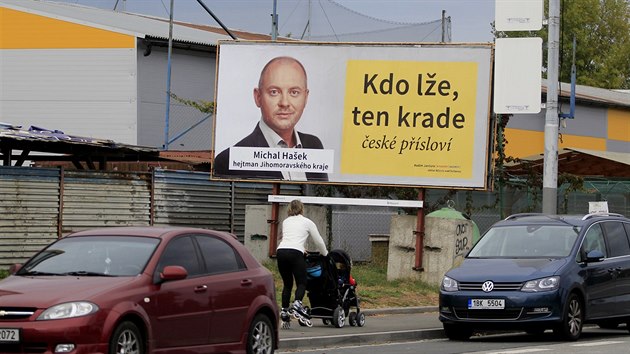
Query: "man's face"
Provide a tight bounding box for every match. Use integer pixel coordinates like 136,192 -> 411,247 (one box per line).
254,60 -> 309,137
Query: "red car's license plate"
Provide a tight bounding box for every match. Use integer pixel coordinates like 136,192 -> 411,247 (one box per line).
0,328 -> 19,342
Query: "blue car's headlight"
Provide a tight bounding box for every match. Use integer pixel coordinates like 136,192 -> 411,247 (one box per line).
37,302 -> 99,320
521,276 -> 560,292
441,276 -> 459,292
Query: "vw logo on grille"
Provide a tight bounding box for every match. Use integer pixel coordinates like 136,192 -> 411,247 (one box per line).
481,281 -> 494,292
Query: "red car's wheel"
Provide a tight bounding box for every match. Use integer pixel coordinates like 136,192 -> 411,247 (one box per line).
109,321 -> 144,354
247,313 -> 275,354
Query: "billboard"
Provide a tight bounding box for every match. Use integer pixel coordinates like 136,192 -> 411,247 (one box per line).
212,41 -> 493,189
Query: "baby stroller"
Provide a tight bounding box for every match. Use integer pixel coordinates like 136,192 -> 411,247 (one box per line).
304,249 -> 365,328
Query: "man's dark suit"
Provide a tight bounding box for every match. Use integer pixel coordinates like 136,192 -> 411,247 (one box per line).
213,124 -> 329,181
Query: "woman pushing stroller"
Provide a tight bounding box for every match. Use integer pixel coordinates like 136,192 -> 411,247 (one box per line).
276,199 -> 328,329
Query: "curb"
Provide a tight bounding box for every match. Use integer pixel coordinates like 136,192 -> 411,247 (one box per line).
362,306 -> 439,316
279,328 -> 445,351
279,306 -> 444,351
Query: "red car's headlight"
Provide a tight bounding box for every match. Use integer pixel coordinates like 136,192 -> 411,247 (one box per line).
37,301 -> 99,320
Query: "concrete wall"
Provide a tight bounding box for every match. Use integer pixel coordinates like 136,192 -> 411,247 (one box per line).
244,204 -> 329,264
421,215 -> 473,285
386,215 -> 421,281
386,214 -> 473,286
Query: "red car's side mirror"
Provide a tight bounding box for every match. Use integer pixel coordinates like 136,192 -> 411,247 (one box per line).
160,265 -> 188,281
8,264 -> 22,275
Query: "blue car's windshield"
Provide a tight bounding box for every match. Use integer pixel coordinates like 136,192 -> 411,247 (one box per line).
18,236 -> 159,276
468,225 -> 580,258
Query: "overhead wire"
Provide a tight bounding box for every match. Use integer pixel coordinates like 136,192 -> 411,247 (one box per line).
279,0 -> 304,37
318,0 -> 339,41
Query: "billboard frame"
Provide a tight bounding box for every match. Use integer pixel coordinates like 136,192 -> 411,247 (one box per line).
211,40 -> 495,191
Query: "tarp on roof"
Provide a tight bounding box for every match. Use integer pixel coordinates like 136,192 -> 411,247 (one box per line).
566,148 -> 630,166
505,147 -> 630,178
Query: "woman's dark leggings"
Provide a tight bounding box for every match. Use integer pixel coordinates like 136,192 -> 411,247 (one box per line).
276,248 -> 307,309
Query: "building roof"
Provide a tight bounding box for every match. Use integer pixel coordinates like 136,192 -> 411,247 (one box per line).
0,123 -> 216,171
542,78 -> 630,109
505,147 -> 630,178
0,123 -> 164,170
0,0 -> 270,46
159,150 -> 212,166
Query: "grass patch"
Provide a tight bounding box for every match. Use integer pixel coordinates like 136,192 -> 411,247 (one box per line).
262,260 -> 439,309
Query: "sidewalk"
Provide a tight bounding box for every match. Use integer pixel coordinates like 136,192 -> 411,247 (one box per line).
279,306 -> 444,351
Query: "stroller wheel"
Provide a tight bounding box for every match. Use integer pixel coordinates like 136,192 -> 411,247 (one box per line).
349,312 -> 357,326
322,319 -> 331,325
332,306 -> 345,328
356,312 -> 366,327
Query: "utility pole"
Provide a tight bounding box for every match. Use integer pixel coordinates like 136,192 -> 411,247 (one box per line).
441,10 -> 446,42
271,0 -> 278,41
164,0 -> 174,150
542,0 -> 560,213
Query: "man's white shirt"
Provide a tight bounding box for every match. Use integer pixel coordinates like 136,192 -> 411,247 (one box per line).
259,119 -> 307,181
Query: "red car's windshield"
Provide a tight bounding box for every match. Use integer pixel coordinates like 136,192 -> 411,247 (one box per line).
18,236 -> 160,276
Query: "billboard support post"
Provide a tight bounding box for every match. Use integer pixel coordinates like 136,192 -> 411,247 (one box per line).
268,183 -> 280,258
413,189 -> 426,271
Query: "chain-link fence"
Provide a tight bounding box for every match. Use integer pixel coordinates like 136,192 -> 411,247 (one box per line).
330,205 -> 398,262
165,103 -> 213,150
328,179 -> 630,263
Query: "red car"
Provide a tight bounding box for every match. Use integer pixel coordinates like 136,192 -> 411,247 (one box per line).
1,227 -> 279,354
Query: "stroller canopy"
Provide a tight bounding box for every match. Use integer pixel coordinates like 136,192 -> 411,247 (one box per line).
329,249 -> 352,275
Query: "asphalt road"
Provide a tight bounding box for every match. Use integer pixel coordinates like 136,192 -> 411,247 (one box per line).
280,326 -> 630,353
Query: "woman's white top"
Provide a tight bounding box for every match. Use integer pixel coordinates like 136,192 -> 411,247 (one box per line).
277,214 -> 328,256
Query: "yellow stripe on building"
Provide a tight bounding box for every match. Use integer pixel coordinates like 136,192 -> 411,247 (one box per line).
557,134 -> 607,151
504,128 -> 544,158
0,7 -> 134,49
607,109 -> 630,142
504,128 -> 607,158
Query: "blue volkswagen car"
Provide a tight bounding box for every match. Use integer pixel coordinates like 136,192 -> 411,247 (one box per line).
439,212 -> 630,341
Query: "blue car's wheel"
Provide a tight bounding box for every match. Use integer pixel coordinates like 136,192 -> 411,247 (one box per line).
553,293 -> 583,341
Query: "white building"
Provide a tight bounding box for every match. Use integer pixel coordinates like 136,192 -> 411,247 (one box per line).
0,0 -> 267,150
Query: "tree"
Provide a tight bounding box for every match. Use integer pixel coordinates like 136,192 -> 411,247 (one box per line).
494,0 -> 630,89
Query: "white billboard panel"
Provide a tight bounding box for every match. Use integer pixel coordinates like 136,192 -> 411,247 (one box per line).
212,41 -> 493,189
493,38 -> 542,114
495,0 -> 544,31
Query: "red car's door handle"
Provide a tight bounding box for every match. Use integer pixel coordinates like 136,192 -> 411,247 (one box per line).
241,279 -> 253,286
194,285 -> 208,292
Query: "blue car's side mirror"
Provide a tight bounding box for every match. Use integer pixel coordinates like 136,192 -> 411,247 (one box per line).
585,249 -> 605,262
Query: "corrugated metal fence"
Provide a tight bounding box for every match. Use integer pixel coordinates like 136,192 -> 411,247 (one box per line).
0,167 -> 60,266
0,166 -> 302,268
4,166 -> 624,269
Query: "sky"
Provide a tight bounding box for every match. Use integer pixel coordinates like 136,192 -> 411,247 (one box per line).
53,0 -> 496,42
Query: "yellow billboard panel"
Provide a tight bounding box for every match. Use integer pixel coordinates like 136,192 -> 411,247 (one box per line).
341,60 -> 478,179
